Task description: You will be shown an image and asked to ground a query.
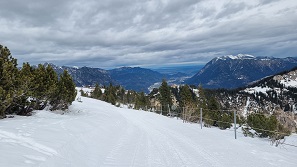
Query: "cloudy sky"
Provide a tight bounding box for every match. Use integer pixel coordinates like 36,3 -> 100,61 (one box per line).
1,0 -> 297,68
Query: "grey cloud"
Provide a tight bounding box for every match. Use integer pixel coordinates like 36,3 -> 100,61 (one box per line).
0,0 -> 296,68
215,2 -> 247,19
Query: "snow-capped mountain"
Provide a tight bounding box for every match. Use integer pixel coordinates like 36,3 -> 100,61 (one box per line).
215,54 -> 255,60
186,54 -> 297,89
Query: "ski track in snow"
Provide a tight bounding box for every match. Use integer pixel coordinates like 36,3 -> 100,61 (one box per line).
1,93 -> 297,167
0,129 -> 58,156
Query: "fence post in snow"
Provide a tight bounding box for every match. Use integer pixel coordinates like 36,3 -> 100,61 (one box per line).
234,110 -> 237,139
182,107 -> 184,123
200,108 -> 203,129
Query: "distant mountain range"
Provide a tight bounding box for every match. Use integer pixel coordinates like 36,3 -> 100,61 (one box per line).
186,54 -> 297,89
47,63 -> 114,87
109,67 -> 165,92
45,54 -> 297,92
45,63 -> 190,92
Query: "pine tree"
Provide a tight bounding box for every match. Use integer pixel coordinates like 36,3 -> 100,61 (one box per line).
32,64 -> 47,108
80,89 -> 88,97
217,113 -> 232,130
179,85 -> 194,107
159,79 -> 172,108
1,45 -> 77,117
246,113 -> 286,138
45,65 -> 58,103
51,70 -> 76,110
0,45 -> 19,118
204,96 -> 220,127
135,92 -> 148,109
117,86 -> 126,104
91,83 -> 102,99
31,64 -> 58,109
14,62 -> 36,115
104,83 -> 117,105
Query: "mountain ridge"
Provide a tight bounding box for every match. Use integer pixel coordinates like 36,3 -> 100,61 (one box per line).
42,54 -> 297,92
186,54 -> 297,89
42,64 -> 189,92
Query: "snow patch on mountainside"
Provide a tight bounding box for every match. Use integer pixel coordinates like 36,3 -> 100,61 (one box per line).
243,96 -> 250,117
273,69 -> 297,88
281,79 -> 297,87
244,86 -> 272,95
216,54 -> 255,61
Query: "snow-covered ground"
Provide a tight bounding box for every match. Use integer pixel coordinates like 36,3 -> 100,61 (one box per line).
244,86 -> 272,95
1,92 -> 297,166
280,79 -> 297,88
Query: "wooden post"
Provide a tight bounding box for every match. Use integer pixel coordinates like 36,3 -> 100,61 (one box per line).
200,108 -> 203,129
234,110 -> 237,139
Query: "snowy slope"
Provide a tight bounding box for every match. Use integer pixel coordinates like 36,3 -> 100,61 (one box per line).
276,69 -> 297,88
0,92 -> 297,167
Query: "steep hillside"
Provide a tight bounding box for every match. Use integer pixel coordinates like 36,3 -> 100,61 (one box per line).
213,67 -> 297,132
109,67 -> 166,92
45,63 -> 114,86
186,54 -> 297,89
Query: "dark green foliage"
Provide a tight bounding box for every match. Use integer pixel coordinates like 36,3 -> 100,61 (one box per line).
247,113 -> 279,138
80,89 -> 88,97
0,45 -> 19,118
45,65 -> 59,102
179,85 -> 195,107
204,96 -> 220,127
126,90 -> 136,104
33,65 -> 48,100
135,92 -> 149,110
51,70 -> 76,110
0,44 -> 77,118
217,113 -> 233,130
159,79 -> 172,106
12,62 -> 36,115
116,86 -> 125,103
104,83 -> 117,105
31,64 -> 59,110
200,95 -> 233,129
91,83 -> 102,99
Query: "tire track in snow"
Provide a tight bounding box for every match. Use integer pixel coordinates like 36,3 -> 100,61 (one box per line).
130,131 -> 146,167
124,112 -> 221,167
118,111 -> 190,167
160,127 -> 221,167
102,118 -> 132,166
146,126 -> 192,167
102,118 -> 149,167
